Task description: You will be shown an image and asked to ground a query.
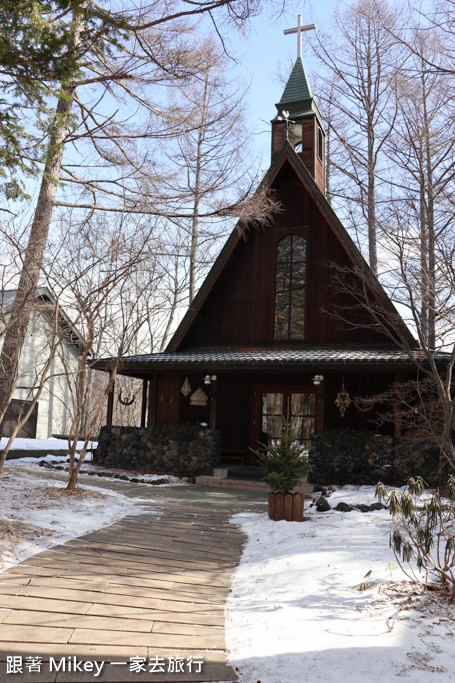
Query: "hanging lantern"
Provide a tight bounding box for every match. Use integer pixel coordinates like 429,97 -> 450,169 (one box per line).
181,377 -> 192,397
190,387 -> 208,407
335,383 -> 351,417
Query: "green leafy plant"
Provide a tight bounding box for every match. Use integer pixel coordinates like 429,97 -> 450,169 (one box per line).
250,417 -> 311,494
356,569 -> 373,592
376,476 -> 455,599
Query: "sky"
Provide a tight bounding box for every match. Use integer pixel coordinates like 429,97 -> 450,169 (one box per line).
7,1 -> 339,214
227,0 -> 340,168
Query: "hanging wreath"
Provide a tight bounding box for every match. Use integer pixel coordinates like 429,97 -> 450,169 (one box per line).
118,390 -> 135,406
353,395 -> 375,413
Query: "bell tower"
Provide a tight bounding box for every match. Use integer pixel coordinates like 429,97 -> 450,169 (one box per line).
271,17 -> 326,195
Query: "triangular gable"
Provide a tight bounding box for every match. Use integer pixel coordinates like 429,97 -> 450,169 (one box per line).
168,142 -> 416,351
2,286 -> 87,354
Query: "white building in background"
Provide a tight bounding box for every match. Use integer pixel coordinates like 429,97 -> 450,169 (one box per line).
0,288 -> 83,439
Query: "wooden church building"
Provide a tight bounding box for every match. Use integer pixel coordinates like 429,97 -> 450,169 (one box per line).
95,47 -> 429,463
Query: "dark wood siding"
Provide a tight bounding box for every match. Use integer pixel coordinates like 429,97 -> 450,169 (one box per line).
271,121 -> 286,159
179,373 -> 211,426
181,160 -> 393,348
314,125 -> 325,193
215,374 -> 251,453
322,371 -> 395,434
156,374 -> 181,424
195,370 -> 400,455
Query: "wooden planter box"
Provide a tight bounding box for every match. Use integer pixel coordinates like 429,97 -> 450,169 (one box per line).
268,491 -> 305,522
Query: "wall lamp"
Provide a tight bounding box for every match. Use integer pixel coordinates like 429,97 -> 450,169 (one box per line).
203,374 -> 217,385
312,374 -> 324,386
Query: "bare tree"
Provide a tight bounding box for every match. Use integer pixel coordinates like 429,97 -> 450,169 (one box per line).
331,211 -> 455,475
309,2 -> 455,475
382,20 -> 455,350
47,211 -> 162,490
160,37 -> 260,303
314,0 -> 404,274
0,0 -> 283,441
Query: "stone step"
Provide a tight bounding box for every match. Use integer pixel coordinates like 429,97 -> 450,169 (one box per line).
195,475 -> 313,495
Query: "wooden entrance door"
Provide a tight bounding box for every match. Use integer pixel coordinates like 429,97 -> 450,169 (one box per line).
251,387 -> 317,457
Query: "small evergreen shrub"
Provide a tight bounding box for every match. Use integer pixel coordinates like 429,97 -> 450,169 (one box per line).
250,418 -> 311,493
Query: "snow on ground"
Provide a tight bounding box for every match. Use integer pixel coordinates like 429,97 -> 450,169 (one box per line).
8,453 -> 188,486
5,435 -> 189,486
2,441 -> 455,683
0,437 -> 96,451
0,467 -> 146,572
226,486 -> 455,683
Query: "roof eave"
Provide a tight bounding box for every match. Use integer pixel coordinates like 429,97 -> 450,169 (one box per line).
92,357 -> 439,379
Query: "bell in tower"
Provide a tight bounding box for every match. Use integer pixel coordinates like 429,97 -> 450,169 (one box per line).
271,17 -> 326,195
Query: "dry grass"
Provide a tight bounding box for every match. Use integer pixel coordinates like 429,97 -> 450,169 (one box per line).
0,465 -> 141,573
38,485 -> 106,500
0,518 -> 49,552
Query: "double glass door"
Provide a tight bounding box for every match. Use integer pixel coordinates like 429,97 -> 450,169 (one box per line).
258,389 -> 316,448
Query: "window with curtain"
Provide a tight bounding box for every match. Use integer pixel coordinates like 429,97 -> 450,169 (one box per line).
274,234 -> 306,340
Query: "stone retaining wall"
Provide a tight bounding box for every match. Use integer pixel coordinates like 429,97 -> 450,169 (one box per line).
308,429 -> 440,486
94,425 -> 221,479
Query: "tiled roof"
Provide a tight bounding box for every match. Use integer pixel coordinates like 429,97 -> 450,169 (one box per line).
93,346 -> 450,374
1,288 -> 51,313
279,57 -> 312,104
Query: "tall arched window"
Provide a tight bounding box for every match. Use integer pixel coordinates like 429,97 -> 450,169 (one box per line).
274,235 -> 306,340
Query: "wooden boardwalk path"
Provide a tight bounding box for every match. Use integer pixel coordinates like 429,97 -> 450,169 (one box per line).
0,503 -> 246,682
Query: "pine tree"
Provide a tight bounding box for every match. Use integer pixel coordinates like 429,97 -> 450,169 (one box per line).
251,418 -> 311,493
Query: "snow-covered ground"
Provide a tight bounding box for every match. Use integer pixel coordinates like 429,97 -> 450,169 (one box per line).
2,440 -> 455,683
0,436 -> 97,451
0,439 -> 186,572
8,452 -> 188,486
4,435 -> 188,486
226,486 -> 455,683
0,466 -> 146,572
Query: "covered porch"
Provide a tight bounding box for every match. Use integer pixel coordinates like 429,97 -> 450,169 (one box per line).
94,346 -> 423,465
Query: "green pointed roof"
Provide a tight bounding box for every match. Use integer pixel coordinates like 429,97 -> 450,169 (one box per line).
279,57 -> 312,104
275,57 -> 323,126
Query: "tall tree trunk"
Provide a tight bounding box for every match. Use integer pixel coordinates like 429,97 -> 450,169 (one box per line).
367,31 -> 377,276
160,260 -> 180,350
189,72 -> 209,304
424,110 -> 436,351
367,145 -> 377,274
419,66 -> 436,350
0,7 -> 84,441
419,151 -> 429,346
189,208 -> 200,304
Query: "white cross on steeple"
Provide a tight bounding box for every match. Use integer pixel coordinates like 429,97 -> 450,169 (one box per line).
284,15 -> 316,59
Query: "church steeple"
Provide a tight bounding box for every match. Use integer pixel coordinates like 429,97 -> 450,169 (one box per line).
279,57 -> 313,107
271,17 -> 326,195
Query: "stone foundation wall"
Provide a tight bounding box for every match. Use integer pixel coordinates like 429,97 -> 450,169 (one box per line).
308,429 -> 440,486
94,425 -> 221,479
